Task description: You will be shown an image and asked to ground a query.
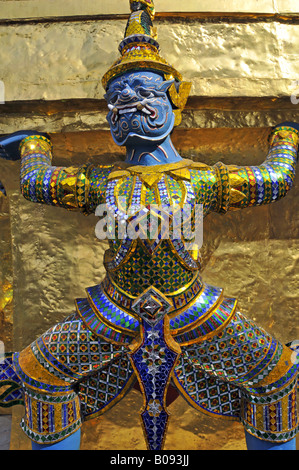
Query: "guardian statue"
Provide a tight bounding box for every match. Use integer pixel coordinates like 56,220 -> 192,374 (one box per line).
0,0 -> 298,450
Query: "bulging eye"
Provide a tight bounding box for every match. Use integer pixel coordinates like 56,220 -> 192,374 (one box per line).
110,95 -> 118,105
138,89 -> 154,99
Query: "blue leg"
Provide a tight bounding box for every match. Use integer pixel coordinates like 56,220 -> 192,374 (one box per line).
31,429 -> 81,450
245,430 -> 296,450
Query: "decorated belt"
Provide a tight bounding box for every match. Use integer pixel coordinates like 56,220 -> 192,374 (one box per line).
75,275 -> 237,347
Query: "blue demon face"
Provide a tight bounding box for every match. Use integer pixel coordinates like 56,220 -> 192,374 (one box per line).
105,71 -> 175,146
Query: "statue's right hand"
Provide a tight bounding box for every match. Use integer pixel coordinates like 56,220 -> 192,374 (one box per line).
0,130 -> 49,161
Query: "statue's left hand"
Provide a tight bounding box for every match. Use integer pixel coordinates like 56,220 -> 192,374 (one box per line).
0,130 -> 49,161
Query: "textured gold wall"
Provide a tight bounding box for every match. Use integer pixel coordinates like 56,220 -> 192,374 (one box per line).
0,0 -> 298,451
0,193 -> 13,352
1,20 -> 299,104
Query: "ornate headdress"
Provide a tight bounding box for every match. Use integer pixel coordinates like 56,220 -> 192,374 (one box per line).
102,0 -> 191,126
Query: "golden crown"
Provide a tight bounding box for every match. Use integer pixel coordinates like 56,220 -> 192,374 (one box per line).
101,0 -> 191,126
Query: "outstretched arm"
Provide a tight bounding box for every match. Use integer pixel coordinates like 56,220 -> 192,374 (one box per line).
1,131 -> 117,214
19,134 -> 92,212
5,133 -> 112,214
207,123 -> 299,214
226,123 -> 299,211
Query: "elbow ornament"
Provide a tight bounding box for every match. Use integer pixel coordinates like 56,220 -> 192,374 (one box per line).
229,173 -> 247,205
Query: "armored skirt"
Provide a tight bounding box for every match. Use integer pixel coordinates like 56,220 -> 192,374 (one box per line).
2,278 -> 298,448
